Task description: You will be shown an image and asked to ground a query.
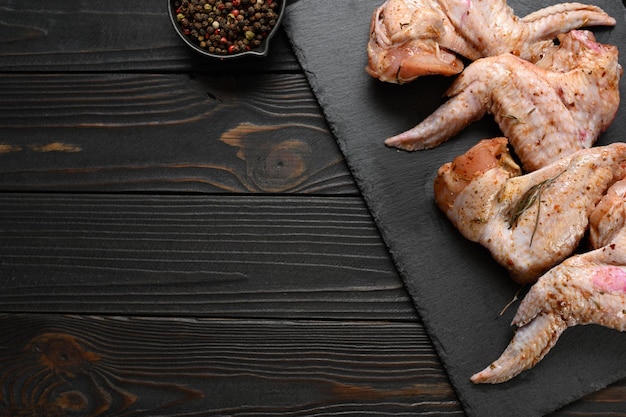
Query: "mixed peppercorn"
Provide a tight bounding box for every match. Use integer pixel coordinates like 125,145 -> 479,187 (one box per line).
172,0 -> 281,56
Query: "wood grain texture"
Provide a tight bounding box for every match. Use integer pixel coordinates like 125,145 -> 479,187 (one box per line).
1,314 -> 624,417
1,1 -> 626,416
0,314 -> 462,417
0,0 -> 299,72
0,72 -> 355,193
0,193 -> 415,320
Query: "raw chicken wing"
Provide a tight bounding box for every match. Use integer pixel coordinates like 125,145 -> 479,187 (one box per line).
366,0 -> 468,83
435,139 -> 626,283
366,0 -> 616,83
471,178 -> 626,383
386,30 -> 622,171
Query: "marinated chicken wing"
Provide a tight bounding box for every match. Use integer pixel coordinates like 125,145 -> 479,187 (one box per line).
386,30 -> 622,171
366,0 -> 616,83
366,0 -> 468,83
435,139 -> 626,283
471,178 -> 626,384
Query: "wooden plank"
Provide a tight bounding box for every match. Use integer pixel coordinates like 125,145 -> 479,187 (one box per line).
0,0 -> 299,72
0,314 -> 463,417
0,193 -> 416,320
559,383 -> 626,416
1,314 -> 624,417
0,72 -> 355,194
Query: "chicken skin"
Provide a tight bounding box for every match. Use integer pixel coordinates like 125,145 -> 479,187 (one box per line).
590,179 -> 626,249
366,0 -> 616,83
435,139 -> 626,283
471,178 -> 626,384
386,30 -> 622,172
366,0 -> 468,83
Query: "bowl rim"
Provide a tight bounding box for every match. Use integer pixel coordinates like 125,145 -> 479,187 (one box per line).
167,0 -> 286,60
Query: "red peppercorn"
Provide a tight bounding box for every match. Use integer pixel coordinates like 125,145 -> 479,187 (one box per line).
173,0 -> 281,56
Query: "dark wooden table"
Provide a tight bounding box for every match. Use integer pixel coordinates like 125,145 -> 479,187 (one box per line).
1,2 -> 625,416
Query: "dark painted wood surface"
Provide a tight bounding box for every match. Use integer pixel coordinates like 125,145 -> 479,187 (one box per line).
0,1 -> 624,416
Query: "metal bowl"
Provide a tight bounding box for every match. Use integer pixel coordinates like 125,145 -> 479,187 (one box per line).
168,0 -> 286,60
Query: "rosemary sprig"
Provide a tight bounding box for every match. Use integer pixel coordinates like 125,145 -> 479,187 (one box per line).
508,170 -> 565,245
499,285 -> 525,316
502,108 -> 535,124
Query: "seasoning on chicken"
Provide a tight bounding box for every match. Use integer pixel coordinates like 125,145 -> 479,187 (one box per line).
589,179 -> 626,249
366,0 -> 467,83
435,139 -> 626,284
366,0 -> 616,83
471,177 -> 626,384
385,30 -> 622,172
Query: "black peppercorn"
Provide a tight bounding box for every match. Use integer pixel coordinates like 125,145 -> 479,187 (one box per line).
173,0 -> 280,55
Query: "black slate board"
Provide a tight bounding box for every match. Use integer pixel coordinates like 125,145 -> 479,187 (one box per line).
283,0 -> 626,416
